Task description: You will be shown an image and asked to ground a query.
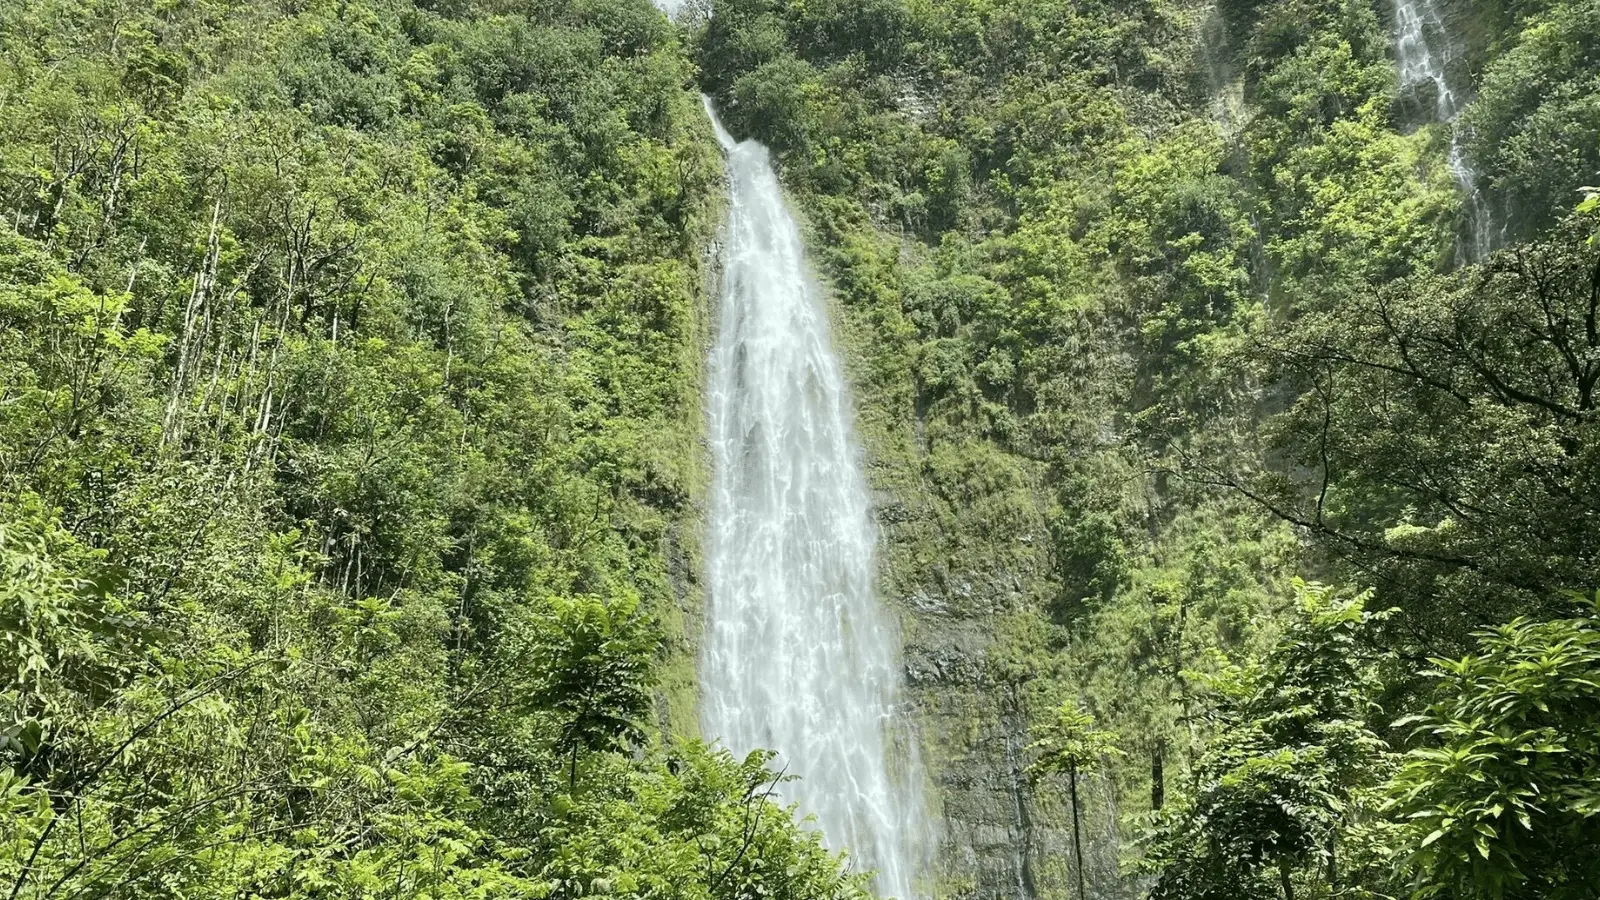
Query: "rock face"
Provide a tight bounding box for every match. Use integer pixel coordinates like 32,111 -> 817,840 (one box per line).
905,620 -> 1041,900
837,369 -> 1135,900
888,559 -> 1133,900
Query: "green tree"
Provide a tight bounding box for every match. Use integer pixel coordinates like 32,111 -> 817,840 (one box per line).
537,593 -> 659,790
1236,212 -> 1600,646
1143,582 -> 1398,900
1388,593 -> 1600,900
1027,702 -> 1122,900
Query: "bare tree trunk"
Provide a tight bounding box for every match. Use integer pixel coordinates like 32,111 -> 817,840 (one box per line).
1070,762 -> 1085,900
1151,740 -> 1165,811
163,199 -> 223,447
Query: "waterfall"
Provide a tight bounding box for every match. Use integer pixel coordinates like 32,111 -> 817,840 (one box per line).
698,100 -> 932,899
1392,0 -> 1493,261
1394,0 -> 1461,121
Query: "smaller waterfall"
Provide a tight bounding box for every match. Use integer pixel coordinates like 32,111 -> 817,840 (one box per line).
1392,0 -> 1493,261
1198,9 -> 1246,136
1394,0 -> 1460,121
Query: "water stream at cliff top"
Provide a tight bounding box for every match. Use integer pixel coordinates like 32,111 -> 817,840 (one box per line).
696,101 -> 931,898
1392,0 -> 1494,261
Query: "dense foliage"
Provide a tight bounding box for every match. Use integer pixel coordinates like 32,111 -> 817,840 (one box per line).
4,0 -> 1599,897
686,0 -> 1600,897
0,0 -> 872,898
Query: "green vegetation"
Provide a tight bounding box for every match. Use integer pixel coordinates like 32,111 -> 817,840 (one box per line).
0,0 -> 869,897
1141,583 -> 1397,900
687,0 -> 1600,897
1027,705 -> 1122,900
3,0 -> 1599,897
1388,598 -> 1600,899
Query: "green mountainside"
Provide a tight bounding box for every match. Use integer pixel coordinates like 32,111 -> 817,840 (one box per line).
689,0 -> 1599,897
3,0 -> 1599,898
0,1 -> 862,897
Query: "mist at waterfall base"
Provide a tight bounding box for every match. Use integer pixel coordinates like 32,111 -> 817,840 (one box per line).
1392,0 -> 1494,262
694,103 -> 934,896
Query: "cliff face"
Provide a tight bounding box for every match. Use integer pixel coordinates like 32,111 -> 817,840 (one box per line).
834,265 -> 1138,900
825,289 -> 1038,900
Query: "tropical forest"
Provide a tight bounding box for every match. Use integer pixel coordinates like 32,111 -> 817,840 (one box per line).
0,0 -> 1596,898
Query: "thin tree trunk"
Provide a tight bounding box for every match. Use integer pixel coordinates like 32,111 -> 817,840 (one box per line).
1070,762 -> 1085,900
1278,859 -> 1294,900
1151,741 -> 1165,811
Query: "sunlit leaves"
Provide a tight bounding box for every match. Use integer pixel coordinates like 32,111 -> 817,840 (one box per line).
1389,595 -> 1600,899
1142,582 -> 1399,900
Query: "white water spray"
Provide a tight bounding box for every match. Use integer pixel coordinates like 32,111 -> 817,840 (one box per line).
1392,0 -> 1493,261
698,100 -> 932,899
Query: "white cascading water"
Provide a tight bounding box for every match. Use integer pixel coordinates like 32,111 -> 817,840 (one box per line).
1393,0 -> 1493,261
698,100 -> 932,899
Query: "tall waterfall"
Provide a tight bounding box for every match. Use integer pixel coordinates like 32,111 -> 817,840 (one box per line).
699,102 -> 932,899
1392,0 -> 1493,261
